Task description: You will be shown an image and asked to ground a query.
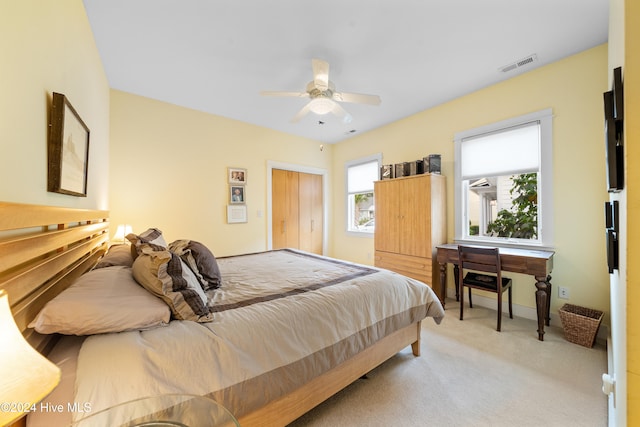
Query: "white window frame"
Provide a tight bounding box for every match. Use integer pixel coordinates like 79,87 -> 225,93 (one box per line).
345,153 -> 382,236
454,109 -> 554,249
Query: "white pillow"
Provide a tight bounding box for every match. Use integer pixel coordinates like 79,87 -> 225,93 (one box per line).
29,266 -> 170,335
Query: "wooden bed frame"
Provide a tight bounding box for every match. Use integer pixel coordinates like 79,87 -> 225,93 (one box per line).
0,201 -> 422,427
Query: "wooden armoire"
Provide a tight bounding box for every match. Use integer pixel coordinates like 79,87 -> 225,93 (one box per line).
374,173 -> 446,301
272,169 -> 323,254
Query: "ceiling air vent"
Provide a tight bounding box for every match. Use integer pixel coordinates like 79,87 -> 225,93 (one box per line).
499,54 -> 538,73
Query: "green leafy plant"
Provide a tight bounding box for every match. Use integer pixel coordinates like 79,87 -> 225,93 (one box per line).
354,192 -> 373,226
486,173 -> 537,239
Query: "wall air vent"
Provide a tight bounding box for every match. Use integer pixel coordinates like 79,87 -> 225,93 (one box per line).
499,54 -> 538,73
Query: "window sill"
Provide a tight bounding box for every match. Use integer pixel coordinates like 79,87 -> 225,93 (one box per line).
346,230 -> 375,238
454,237 -> 554,252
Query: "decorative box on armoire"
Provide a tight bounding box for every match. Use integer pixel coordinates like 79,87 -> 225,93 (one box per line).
374,173 -> 446,302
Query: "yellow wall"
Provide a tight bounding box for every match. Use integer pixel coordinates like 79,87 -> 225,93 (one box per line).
332,45 -> 611,319
2,1 -> 635,420
3,0 -> 607,324
626,0 -> 640,421
2,0 -> 611,338
0,1 -> 110,209
1,1 -> 635,420
109,90 -> 333,256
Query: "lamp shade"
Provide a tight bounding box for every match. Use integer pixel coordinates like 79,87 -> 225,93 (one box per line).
0,290 -> 61,425
112,224 -> 133,244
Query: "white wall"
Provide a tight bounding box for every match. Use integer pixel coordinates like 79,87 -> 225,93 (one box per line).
606,0 -> 629,424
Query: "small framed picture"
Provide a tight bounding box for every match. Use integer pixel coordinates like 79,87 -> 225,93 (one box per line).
230,185 -> 245,204
381,164 -> 393,180
228,167 -> 247,184
227,205 -> 247,224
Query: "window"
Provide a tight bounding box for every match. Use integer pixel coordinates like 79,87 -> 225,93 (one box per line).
454,109 -> 553,248
346,154 -> 381,234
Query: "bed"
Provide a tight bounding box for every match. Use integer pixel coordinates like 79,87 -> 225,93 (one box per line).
0,202 -> 444,427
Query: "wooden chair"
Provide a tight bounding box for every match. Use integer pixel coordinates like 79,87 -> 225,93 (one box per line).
457,245 -> 513,331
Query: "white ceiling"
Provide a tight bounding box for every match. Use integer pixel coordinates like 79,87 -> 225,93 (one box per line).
83,0 -> 609,144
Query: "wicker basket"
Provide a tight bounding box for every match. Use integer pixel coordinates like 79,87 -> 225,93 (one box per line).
558,304 -> 604,348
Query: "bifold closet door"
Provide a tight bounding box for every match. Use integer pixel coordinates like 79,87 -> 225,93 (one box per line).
272,169 -> 299,250
272,169 -> 323,254
299,172 -> 323,254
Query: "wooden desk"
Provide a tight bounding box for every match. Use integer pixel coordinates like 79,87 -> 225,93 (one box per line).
436,243 -> 555,341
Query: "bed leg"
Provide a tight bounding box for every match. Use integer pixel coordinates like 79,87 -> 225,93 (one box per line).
411,321 -> 421,356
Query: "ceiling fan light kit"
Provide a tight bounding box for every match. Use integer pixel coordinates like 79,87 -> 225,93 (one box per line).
261,58 -> 380,124
309,98 -> 334,115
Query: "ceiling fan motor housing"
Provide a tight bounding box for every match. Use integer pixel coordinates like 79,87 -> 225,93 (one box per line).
261,59 -> 379,123
306,81 -> 335,99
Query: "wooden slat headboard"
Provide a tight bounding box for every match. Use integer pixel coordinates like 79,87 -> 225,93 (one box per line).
0,202 -> 109,352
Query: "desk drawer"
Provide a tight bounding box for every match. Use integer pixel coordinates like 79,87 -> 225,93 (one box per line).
374,251 -> 432,286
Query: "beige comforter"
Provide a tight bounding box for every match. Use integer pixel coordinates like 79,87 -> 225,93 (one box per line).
72,249 -> 444,424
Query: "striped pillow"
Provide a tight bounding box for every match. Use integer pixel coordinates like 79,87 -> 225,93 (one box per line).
127,228 -> 168,260
132,245 -> 214,323
169,240 -> 222,291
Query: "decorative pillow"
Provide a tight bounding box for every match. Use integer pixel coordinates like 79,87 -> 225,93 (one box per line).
131,246 -> 214,323
127,228 -> 168,260
168,240 -> 222,291
94,244 -> 134,269
29,266 -> 170,335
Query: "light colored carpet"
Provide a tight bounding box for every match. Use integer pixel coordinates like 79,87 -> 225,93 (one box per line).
287,300 -> 608,427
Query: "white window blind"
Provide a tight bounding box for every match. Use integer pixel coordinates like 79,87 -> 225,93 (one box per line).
347,161 -> 379,193
461,122 -> 540,180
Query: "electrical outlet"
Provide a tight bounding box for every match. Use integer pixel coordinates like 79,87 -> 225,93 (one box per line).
558,286 -> 570,299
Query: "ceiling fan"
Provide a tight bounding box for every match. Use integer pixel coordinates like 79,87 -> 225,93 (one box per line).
260,59 -> 381,124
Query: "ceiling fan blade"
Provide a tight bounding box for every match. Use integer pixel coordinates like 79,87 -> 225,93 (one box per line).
260,90 -> 308,98
312,59 -> 330,91
333,91 -> 381,105
330,102 -> 353,124
291,102 -> 313,123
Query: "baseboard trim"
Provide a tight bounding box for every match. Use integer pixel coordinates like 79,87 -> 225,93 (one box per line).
446,286 -> 609,344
